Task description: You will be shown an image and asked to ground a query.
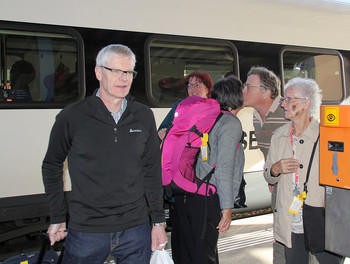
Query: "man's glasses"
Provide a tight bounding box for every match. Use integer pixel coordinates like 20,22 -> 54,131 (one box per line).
243,83 -> 264,90
187,82 -> 203,89
280,96 -> 308,104
100,66 -> 137,79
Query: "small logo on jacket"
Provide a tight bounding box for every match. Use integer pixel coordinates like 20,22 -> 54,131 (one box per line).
129,129 -> 142,133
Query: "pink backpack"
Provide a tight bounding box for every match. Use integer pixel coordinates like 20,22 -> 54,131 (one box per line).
161,96 -> 222,197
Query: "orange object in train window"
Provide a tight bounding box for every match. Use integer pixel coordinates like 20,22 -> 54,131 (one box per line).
320,105 -> 350,189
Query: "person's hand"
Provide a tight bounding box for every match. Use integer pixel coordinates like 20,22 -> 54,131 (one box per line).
151,225 -> 168,251
271,158 -> 299,176
158,128 -> 167,141
217,208 -> 232,233
268,184 -> 274,193
47,222 -> 67,246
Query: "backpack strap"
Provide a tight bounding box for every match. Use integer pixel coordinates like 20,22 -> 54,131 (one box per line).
189,112 -> 223,137
196,112 -> 224,239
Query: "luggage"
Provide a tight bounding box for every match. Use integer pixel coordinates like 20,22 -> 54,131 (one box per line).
161,96 -> 222,197
2,235 -> 63,264
161,95 -> 247,207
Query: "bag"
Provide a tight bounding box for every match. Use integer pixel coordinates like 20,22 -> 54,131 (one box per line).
303,203 -> 325,253
150,250 -> 174,264
161,95 -> 247,206
234,176 -> 247,208
302,134 -> 324,253
2,251 -> 58,264
2,251 -> 59,264
2,235 -> 63,264
161,96 -> 222,197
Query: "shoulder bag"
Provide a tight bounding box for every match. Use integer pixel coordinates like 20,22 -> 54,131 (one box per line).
302,134 -> 325,253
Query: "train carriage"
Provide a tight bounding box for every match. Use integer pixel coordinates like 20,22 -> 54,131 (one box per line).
1,0 -> 350,259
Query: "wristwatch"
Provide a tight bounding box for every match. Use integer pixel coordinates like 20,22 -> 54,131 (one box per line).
153,222 -> 167,228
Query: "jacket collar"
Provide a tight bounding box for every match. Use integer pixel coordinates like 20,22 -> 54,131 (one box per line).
274,118 -> 319,142
92,88 -> 134,104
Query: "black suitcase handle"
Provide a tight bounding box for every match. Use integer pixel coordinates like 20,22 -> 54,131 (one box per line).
36,235 -> 49,264
37,234 -> 64,264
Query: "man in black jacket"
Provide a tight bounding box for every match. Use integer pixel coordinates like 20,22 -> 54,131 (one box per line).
42,44 -> 167,263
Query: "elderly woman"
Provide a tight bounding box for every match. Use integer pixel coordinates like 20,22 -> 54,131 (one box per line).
264,78 -> 342,263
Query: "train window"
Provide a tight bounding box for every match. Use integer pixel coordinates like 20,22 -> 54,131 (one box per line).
0,24 -> 84,108
145,36 -> 239,107
281,47 -> 345,104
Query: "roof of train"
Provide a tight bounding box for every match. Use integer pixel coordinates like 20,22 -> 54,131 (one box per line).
1,0 -> 350,50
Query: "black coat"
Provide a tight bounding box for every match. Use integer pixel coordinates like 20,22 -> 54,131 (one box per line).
42,90 -> 164,232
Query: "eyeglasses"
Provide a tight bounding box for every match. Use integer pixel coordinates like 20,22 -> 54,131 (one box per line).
100,66 -> 137,79
187,82 -> 203,89
243,83 -> 264,90
280,96 -> 308,104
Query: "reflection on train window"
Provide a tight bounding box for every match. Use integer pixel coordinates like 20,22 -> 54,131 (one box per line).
282,49 -> 344,103
0,30 -> 80,104
147,37 -> 238,106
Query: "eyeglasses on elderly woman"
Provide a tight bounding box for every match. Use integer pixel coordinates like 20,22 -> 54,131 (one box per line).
280,96 -> 308,104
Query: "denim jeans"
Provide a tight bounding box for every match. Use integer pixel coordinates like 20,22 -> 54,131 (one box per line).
62,222 -> 151,264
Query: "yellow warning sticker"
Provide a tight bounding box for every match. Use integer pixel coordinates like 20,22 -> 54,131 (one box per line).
324,107 -> 339,126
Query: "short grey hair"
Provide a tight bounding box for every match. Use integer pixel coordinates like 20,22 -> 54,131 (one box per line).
96,44 -> 136,67
247,66 -> 281,99
285,77 -> 322,116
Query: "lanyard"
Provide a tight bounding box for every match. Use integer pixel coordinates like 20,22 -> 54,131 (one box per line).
289,125 -> 299,184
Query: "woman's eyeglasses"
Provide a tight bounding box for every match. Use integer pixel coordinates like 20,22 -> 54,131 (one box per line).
187,82 -> 203,89
280,96 -> 308,104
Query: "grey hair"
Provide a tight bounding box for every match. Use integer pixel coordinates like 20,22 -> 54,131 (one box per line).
96,44 -> 136,67
285,77 -> 322,116
247,66 -> 281,99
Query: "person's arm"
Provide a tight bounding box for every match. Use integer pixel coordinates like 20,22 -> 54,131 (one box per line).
215,116 -> 243,232
158,108 -> 175,132
142,109 -> 167,249
264,136 -> 299,184
42,109 -> 71,244
215,116 -> 243,210
264,135 -> 282,185
157,100 -> 182,140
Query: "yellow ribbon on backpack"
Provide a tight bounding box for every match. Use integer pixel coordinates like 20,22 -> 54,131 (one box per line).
201,133 -> 209,161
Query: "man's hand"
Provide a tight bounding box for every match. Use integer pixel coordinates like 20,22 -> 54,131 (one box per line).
151,225 -> 168,251
47,222 -> 67,246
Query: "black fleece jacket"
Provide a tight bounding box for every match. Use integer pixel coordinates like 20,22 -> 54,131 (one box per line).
42,91 -> 164,232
